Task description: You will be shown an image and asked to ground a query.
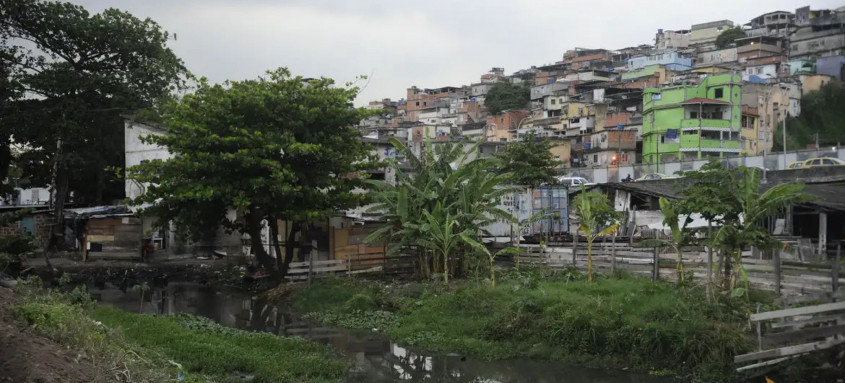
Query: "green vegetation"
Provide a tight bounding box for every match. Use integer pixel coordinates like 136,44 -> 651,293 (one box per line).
715,27 -> 746,49
784,82 -> 845,149
495,131 -> 561,188
13,278 -> 347,383
484,82 -> 530,115
366,139 -> 518,283
128,68 -> 377,278
572,187 -> 621,282
293,275 -> 758,381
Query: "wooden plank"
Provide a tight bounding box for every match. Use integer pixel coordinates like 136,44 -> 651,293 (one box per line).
287,265 -> 348,274
736,355 -> 799,372
734,337 -> 845,363
288,260 -> 344,268
750,302 -> 845,322
763,324 -> 845,345
770,314 -> 845,329
782,291 -> 845,306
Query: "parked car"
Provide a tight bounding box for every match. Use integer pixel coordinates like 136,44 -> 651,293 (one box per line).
557,176 -> 593,187
633,173 -> 674,182
795,157 -> 845,169
786,160 -> 805,169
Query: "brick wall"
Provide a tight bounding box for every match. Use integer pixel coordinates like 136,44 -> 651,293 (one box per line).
0,213 -> 51,250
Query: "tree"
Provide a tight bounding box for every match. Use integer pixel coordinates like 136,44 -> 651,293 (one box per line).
0,0 -> 186,255
366,138 -> 518,284
495,132 -> 560,188
715,27 -> 746,49
712,167 -> 809,295
572,186 -> 621,282
484,82 -> 529,115
678,163 -> 810,294
783,82 -> 845,149
129,69 -> 376,278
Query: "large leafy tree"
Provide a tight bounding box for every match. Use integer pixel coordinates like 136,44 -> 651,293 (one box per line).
484,82 -> 529,115
572,186 -> 621,282
495,131 -> 560,188
783,82 -> 845,149
715,27 -> 746,49
129,69 -> 376,277
366,138 -> 518,284
0,0 -> 186,253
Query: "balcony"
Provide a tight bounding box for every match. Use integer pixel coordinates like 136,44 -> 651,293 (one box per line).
679,135 -> 741,152
680,119 -> 732,129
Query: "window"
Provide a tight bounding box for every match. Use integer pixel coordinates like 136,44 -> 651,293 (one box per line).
823,159 -> 835,165
551,99 -> 556,105
593,155 -> 598,162
415,102 -> 419,106
651,94 -> 662,100
714,88 -> 724,99
810,159 -> 822,165
690,111 -> 698,119
423,101 -> 427,106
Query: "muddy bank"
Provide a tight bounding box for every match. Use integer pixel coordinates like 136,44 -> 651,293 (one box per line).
0,287 -> 97,383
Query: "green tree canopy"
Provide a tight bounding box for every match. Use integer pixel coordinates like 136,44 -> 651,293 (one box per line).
572,187 -> 621,282
484,82 -> 529,115
0,0 -> 186,252
129,69 -> 377,277
715,27 -> 746,49
495,132 -> 561,188
783,82 -> 845,149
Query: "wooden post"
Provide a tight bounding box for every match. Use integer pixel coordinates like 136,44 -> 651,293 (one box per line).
611,233 -> 617,276
652,246 -> 659,282
819,212 -> 828,257
755,303 -> 763,351
307,244 -> 316,287
572,232 -> 578,266
833,242 -> 841,296
707,220 -> 713,303
774,247 -> 782,297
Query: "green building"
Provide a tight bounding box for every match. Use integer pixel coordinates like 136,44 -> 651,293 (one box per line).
642,73 -> 742,163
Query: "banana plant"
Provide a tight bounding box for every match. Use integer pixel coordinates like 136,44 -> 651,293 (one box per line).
572,186 -> 621,282
643,198 -> 696,283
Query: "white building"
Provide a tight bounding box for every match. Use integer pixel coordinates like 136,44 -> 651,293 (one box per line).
124,119 -> 173,200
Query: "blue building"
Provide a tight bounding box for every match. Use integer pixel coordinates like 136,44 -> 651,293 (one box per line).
627,50 -> 692,72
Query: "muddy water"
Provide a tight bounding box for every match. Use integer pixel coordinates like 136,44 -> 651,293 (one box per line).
91,282 -> 678,383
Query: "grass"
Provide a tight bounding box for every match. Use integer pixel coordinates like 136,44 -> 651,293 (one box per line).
13,276 -> 347,383
292,269 -> 762,382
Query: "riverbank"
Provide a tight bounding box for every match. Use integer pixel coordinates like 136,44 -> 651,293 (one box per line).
4,279 -> 348,383
290,268 -> 766,382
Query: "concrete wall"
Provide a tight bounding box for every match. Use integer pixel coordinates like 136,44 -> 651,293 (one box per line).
816,55 -> 845,80
125,120 -> 173,200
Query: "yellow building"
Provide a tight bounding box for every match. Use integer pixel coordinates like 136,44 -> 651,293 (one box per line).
741,106 -> 761,155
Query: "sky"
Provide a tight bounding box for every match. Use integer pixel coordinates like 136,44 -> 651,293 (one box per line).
71,0 -> 843,105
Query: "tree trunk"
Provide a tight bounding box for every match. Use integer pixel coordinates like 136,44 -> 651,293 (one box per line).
281,221 -> 301,279
46,164 -> 69,267
245,210 -> 277,275
268,215 -> 283,272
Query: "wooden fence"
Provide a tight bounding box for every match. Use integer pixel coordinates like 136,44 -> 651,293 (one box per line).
513,241 -> 844,297
286,253 -> 415,282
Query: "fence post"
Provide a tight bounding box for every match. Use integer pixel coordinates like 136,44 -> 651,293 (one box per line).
755,303 -> 762,351
707,220 -> 713,303
774,247 -> 782,297
833,242 -> 841,297
652,247 -> 659,282
572,232 -> 578,266
611,233 -> 617,276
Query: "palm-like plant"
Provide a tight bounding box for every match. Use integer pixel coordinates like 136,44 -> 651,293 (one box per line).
572,186 -> 621,282
644,198 -> 696,282
713,167 -> 810,293
366,137 -> 519,284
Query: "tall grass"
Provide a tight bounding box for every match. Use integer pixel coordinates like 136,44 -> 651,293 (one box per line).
293,271 -> 755,381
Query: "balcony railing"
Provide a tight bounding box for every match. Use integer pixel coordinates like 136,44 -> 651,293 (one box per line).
680,119 -> 731,128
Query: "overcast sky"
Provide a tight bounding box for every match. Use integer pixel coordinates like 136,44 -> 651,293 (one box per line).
71,0 -> 843,105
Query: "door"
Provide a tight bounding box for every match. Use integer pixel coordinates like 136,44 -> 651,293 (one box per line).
20,216 -> 35,237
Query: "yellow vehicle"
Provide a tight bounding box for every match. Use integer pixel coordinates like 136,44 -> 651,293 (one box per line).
789,157 -> 845,169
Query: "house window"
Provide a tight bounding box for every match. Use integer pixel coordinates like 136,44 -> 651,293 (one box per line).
415,102 -> 419,106
652,94 -> 662,100
690,111 -> 698,119
423,101 -> 427,106
593,155 -> 598,162
551,99 -> 556,105
714,88 -> 724,99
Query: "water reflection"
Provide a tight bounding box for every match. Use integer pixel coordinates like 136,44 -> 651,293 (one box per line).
92,283 -> 676,383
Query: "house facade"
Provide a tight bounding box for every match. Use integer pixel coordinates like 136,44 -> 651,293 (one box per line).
642,73 -> 743,163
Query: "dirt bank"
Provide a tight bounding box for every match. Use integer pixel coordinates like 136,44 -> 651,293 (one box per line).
0,287 -> 97,383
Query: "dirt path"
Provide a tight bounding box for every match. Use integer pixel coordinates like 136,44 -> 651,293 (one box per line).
0,287 -> 97,383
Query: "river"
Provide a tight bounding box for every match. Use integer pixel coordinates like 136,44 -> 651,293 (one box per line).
90,282 -> 678,383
